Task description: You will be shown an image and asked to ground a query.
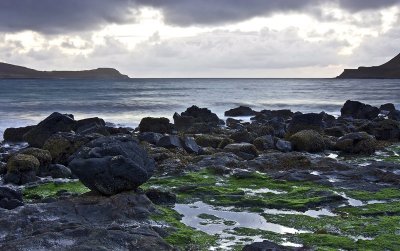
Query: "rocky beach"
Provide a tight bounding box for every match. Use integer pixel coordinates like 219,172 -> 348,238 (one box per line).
0,100 -> 400,250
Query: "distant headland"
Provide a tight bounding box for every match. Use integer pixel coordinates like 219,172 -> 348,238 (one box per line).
0,62 -> 130,80
337,53 -> 400,79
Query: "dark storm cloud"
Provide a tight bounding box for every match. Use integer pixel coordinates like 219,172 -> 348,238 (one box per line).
0,0 -> 137,34
0,0 -> 399,33
136,0 -> 400,26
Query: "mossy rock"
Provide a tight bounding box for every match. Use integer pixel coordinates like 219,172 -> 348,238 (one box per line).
19,148 -> 52,168
7,154 -> 40,173
195,135 -> 225,148
336,132 -> 378,154
289,130 -> 325,153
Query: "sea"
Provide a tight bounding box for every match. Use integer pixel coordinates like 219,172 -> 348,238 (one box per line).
0,78 -> 399,140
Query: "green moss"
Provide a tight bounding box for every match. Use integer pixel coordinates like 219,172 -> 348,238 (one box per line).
346,188 -> 400,201
151,206 -> 218,249
23,181 -> 90,200
300,234 -> 356,250
337,201 -> 400,216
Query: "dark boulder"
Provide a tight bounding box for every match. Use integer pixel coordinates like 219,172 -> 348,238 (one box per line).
336,132 -> 377,154
173,106 -> 224,132
380,103 -> 396,112
230,130 -> 255,143
138,132 -> 163,145
325,126 -> 347,137
156,135 -> 182,149
145,188 -> 177,205
69,135 -> 155,195
275,139 -> 292,153
23,112 -> 76,147
360,119 -> 400,141
4,154 -> 40,185
43,132 -> 102,165
389,110 -> 400,121
224,143 -> 258,160
181,136 -> 202,154
139,117 -> 173,134
289,130 -> 325,153
47,164 -> 72,178
3,125 -> 35,142
74,117 -> 109,136
225,106 -> 257,117
195,135 -> 229,148
287,113 -> 324,135
18,147 -> 52,173
253,135 -> 275,151
340,100 -> 379,120
0,187 -> 23,210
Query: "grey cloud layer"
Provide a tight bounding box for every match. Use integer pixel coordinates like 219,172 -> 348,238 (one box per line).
0,0 -> 399,33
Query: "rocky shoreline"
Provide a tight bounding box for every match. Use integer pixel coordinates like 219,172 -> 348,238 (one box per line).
1,100 -> 400,250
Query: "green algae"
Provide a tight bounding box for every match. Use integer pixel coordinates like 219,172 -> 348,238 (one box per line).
345,188 -> 400,201
23,181 -> 90,201
151,206 -> 218,250
338,201 -> 400,216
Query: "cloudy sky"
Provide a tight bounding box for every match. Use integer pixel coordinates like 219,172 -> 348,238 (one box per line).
0,0 -> 399,77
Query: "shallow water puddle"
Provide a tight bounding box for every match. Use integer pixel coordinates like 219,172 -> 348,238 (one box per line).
337,192 -> 364,207
264,207 -> 336,218
175,201 -> 308,235
241,188 -> 287,195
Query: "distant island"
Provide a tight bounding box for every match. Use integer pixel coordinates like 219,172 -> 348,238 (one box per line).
0,62 -> 130,80
337,53 -> 400,79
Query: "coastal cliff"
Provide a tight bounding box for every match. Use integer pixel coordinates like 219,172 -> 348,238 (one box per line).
337,53 -> 400,79
0,62 -> 130,79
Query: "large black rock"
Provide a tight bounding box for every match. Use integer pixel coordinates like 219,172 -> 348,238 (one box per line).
139,117 -> 173,134
0,187 -> 24,210
340,100 -> 379,120
69,135 -> 155,195
287,113 -> 324,135
23,112 -> 76,147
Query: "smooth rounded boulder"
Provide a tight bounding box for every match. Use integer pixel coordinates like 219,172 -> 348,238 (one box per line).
289,130 -> 326,153
23,112 -> 76,147
68,135 -> 155,195
5,154 -> 40,185
335,132 -> 377,155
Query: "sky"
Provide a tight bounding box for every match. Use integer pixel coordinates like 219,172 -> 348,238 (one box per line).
0,0 -> 399,78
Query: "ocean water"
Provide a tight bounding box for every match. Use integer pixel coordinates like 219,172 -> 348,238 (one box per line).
0,78 -> 399,140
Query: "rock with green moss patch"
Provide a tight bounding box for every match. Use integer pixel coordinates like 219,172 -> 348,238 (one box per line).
19,148 -> 52,172
43,132 -> 101,165
335,132 -> 377,154
5,154 -> 40,184
224,143 -> 258,160
289,130 -> 325,153
195,134 -> 225,148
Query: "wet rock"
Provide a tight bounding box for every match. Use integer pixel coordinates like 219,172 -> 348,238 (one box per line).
3,125 -> 35,142
362,119 -> 400,141
173,106 -> 224,132
340,100 -> 380,120
5,154 -> 40,185
194,152 -> 242,170
139,117 -> 174,134
195,135 -> 225,148
380,103 -> 396,112
106,126 -> 132,135
247,152 -> 312,172
225,106 -> 257,117
287,113 -> 324,135
74,117 -> 109,136
157,135 -> 182,149
275,139 -> 292,153
273,170 -> 322,182
0,187 -> 23,210
230,130 -> 255,143
181,136 -> 201,154
226,118 -> 243,129
0,192 -> 172,250
289,130 -> 325,153
18,147 -> 52,173
145,188 -> 177,205
69,135 -> 155,195
23,112 -> 76,147
335,132 -> 377,154
138,132 -> 163,145
47,164 -> 72,178
260,109 -> 294,120
0,161 -> 6,174
324,126 -> 347,137
388,110 -> 400,121
253,135 -> 275,151
224,143 -> 258,160
247,124 -> 275,137
43,132 -> 101,165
